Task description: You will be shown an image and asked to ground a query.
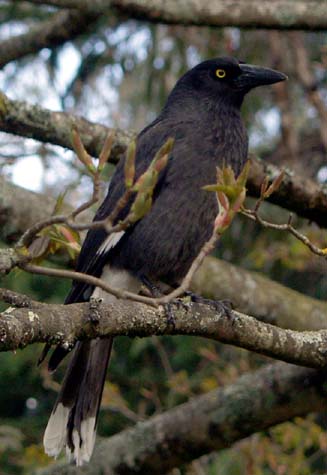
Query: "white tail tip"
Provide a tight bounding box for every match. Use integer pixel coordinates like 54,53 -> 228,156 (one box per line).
43,403 -> 69,458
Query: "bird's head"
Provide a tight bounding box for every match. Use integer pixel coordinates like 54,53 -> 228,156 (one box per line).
167,57 -> 287,110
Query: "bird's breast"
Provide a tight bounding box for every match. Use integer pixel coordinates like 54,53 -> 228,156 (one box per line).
109,111 -> 248,283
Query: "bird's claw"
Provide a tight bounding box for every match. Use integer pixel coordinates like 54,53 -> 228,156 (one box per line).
163,297 -> 191,327
164,303 -> 176,327
89,297 -> 103,324
185,292 -> 234,319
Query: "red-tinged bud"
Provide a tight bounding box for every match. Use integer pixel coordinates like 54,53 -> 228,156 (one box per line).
124,141 -> 136,188
133,168 -> 158,194
217,191 -> 229,211
153,153 -> 169,173
231,188 -> 246,212
263,170 -> 285,198
150,138 -> 174,170
98,132 -> 114,172
214,211 -> 232,234
57,225 -> 78,245
139,169 -> 158,193
72,128 -> 95,173
260,176 -> 269,197
130,193 -> 152,222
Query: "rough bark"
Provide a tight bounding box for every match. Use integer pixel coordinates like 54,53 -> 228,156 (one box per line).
37,362 -> 327,475
24,0 -> 327,31
247,155 -> 327,228
1,94 -> 327,226
0,92 -> 133,163
191,256 -> 327,332
1,290 -> 327,368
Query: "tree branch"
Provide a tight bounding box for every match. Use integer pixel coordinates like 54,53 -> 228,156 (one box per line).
1,292 -> 327,369
247,155 -> 327,228
1,94 -> 327,226
289,32 -> 327,152
0,9 -> 103,69
269,31 -> 299,164
24,0 -> 327,31
191,256 -> 327,332
38,361 -> 327,475
0,92 -> 132,162
242,184 -> 327,258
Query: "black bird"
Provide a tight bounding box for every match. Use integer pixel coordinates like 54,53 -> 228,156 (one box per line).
43,57 -> 286,465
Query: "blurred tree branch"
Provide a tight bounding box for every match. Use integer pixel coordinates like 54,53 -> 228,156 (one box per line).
242,176 -> 327,258
191,257 -> 327,332
1,94 -> 327,226
35,362 -> 327,475
0,8 -> 103,69
0,91 -> 132,162
1,289 -> 327,368
269,31 -> 299,165
289,32 -> 327,153
246,157 -> 327,228
22,0 -> 327,31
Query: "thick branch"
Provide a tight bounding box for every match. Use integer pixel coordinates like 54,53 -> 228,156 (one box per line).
247,155 -> 327,228
0,9 -> 102,69
0,92 -> 132,161
25,0 -> 327,31
1,95 -> 327,226
1,293 -> 327,368
191,256 -> 327,332
38,362 -> 327,475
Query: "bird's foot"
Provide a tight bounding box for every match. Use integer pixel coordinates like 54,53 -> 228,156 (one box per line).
163,302 -> 176,327
89,297 -> 103,324
163,297 -> 191,327
141,276 -> 187,327
185,291 -> 234,319
142,276 -> 172,325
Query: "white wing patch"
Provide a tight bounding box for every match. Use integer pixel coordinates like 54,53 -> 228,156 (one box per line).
92,265 -> 142,302
96,230 -> 125,256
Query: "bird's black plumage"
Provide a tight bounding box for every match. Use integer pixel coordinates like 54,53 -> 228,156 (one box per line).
43,57 -> 286,465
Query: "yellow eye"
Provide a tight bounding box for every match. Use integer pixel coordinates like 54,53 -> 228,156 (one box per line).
216,69 -> 226,79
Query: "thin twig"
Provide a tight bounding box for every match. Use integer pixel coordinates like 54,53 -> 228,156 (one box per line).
242,206 -> 327,258
156,231 -> 220,304
16,214 -> 68,249
20,263 -> 159,307
152,335 -> 175,378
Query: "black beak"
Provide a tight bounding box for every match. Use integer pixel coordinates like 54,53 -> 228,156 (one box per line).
235,63 -> 287,91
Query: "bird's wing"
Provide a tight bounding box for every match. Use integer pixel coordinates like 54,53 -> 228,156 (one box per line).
65,117 -> 174,304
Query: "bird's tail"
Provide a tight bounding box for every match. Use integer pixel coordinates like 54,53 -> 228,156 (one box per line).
43,337 -> 113,466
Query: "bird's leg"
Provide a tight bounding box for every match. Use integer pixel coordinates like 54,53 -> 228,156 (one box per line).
89,296 -> 103,324
141,276 -> 179,327
141,276 -> 162,298
184,291 -> 234,319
